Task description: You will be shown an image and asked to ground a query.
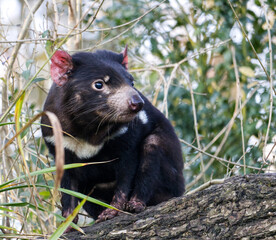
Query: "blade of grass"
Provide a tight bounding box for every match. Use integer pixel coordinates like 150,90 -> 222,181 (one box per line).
0,225 -> 17,232
1,183 -> 127,216
49,198 -> 87,239
0,122 -> 15,127
14,93 -> 46,232
0,202 -> 45,211
0,213 -> 18,221
0,200 -> 80,231
0,160 -> 117,190
0,207 -> 13,212
37,184 -> 122,212
14,91 -> 27,170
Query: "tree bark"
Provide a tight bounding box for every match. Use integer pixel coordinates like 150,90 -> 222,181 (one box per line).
65,174 -> 276,239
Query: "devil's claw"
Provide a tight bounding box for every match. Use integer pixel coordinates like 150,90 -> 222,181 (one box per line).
96,209 -> 119,223
124,199 -> 146,213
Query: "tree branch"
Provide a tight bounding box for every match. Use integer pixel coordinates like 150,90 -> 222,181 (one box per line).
65,174 -> 276,239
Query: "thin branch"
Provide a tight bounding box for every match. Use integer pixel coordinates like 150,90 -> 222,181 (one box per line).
182,53 -> 242,188
186,179 -> 225,195
228,143 -> 258,177
181,69 -> 205,181
185,85 -> 260,169
78,0 -> 104,34
261,0 -> 274,163
162,62 -> 177,117
5,0 -> 44,80
0,38 -> 52,44
60,0 -> 165,43
130,39 -> 232,73
180,138 -> 261,171
80,0 -> 166,52
231,46 -> 246,175
52,0 -> 59,39
227,0 -> 276,95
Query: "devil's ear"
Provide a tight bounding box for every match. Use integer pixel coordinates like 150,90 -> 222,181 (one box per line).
50,50 -> 73,86
121,44 -> 128,70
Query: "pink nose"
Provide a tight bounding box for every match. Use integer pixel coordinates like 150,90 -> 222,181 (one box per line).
128,95 -> 144,113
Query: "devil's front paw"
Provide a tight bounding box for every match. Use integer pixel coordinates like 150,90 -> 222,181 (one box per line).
124,199 -> 146,213
96,208 -> 119,223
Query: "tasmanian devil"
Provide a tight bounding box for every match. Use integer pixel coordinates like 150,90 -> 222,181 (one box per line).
41,46 -> 185,227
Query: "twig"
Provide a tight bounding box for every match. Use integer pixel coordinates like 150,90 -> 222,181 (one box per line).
227,0 -> 276,95
231,46 -> 246,175
180,138 -> 261,171
130,39 -> 232,73
4,0 -> 44,81
162,61 -> 177,117
52,0 -> 59,40
186,85 -> 260,169
67,0 -> 77,50
80,0 -> 166,52
0,38 -> 52,44
186,179 -> 225,195
180,69 -> 205,181
184,54 -> 243,188
151,67 -> 166,107
228,143 -> 258,177
78,0 -> 104,35
260,0 -> 274,163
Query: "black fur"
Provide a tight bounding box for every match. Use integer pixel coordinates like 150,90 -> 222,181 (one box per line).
41,49 -> 185,225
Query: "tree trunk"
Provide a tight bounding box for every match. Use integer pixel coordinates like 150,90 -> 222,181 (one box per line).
65,174 -> 276,239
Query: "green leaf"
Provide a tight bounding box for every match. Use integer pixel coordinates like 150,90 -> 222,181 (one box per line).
46,40 -> 53,56
39,190 -> 51,199
26,59 -> 33,68
42,30 -> 50,38
32,77 -> 46,83
22,70 -> 30,80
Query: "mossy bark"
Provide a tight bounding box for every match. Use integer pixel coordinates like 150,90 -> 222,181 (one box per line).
65,174 -> 276,239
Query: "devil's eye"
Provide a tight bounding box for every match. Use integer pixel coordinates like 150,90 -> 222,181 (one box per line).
95,82 -> 103,89
92,80 -> 104,90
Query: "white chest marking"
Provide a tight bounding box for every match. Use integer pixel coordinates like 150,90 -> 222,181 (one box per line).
45,135 -> 104,159
44,126 -> 128,159
138,110 -> 148,124
111,126 -> 128,138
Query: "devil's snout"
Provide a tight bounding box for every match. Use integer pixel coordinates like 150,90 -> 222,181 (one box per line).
128,94 -> 144,113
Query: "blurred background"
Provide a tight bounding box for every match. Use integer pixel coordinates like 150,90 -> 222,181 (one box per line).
0,0 -> 275,237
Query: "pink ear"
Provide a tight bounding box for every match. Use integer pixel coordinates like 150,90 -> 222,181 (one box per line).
50,50 -> 73,86
121,44 -> 128,70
